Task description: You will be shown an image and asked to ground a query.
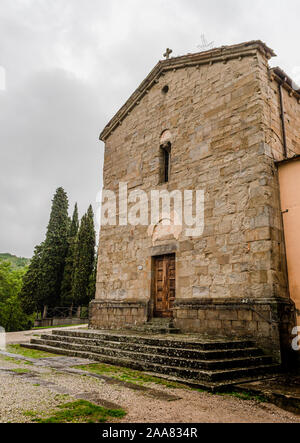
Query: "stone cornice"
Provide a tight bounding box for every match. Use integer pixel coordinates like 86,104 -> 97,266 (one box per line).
269,67 -> 300,103
275,154 -> 300,166
100,40 -> 275,141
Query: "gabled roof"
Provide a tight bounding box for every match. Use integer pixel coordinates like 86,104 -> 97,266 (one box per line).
100,40 -> 275,141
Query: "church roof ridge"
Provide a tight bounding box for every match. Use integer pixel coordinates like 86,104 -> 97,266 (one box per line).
100,40 -> 276,141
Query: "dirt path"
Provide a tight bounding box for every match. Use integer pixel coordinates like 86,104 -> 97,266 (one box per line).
0,350 -> 299,423
4,324 -> 88,345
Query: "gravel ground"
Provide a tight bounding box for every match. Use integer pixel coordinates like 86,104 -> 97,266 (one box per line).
0,353 -> 299,423
4,324 -> 88,345
0,372 -> 67,423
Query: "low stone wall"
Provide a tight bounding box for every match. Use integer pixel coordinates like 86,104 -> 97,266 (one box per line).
173,297 -> 296,365
34,317 -> 88,328
89,300 -> 148,329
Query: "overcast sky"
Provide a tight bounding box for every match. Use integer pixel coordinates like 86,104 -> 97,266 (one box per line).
0,0 -> 300,258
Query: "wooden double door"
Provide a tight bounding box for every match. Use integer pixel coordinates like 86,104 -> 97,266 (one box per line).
153,254 -> 176,318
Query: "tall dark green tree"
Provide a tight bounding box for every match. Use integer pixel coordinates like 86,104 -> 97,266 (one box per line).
72,205 -> 96,306
87,257 -> 97,301
39,187 -> 69,308
19,243 -> 44,315
60,203 -> 79,307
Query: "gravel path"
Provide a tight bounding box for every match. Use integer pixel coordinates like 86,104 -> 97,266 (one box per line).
4,324 -> 88,345
0,352 -> 299,423
0,371 -> 66,423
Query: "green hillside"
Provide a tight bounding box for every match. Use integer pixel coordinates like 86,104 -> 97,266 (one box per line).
0,253 -> 30,269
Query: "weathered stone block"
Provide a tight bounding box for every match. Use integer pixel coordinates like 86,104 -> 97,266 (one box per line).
245,227 -> 271,242
206,310 -> 219,320
217,255 -> 230,265
177,310 -> 187,319
237,310 -> 253,321
187,310 -> 198,319
197,310 -> 206,320
232,320 -> 247,330
221,320 -> 232,331
258,321 -> 271,335
207,320 -> 222,330
219,310 -> 238,321
248,321 -> 258,331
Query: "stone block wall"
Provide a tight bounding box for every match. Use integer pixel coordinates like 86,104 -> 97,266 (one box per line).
90,42 -> 298,366
260,68 -> 300,162
173,297 -> 296,364
96,44 -> 288,307
89,300 -> 148,329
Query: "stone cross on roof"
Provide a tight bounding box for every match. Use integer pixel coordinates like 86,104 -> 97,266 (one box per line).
163,48 -> 173,59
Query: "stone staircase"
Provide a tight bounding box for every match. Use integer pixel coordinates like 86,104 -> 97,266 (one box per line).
22,329 -> 281,391
125,318 -> 180,334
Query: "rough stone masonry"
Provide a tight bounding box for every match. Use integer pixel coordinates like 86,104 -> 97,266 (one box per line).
90,41 -> 300,367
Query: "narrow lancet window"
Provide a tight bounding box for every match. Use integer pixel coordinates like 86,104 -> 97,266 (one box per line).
160,142 -> 171,183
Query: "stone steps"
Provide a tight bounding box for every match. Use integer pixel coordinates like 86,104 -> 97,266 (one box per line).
126,318 -> 180,334
39,333 -> 263,360
30,337 -> 273,370
53,329 -> 255,350
22,342 -> 279,384
129,326 -> 181,334
22,329 -> 281,390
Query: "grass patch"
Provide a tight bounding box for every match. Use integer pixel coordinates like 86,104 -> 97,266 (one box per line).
1,355 -> 33,366
74,363 -> 187,389
2,355 -> 23,365
215,390 -> 268,403
6,344 -> 60,359
32,400 -> 126,423
73,364 -> 269,404
11,368 -> 31,374
194,387 -> 267,402
190,387 -> 268,402
23,410 -> 38,418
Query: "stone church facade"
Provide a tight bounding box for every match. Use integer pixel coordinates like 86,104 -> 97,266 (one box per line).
90,41 -> 300,365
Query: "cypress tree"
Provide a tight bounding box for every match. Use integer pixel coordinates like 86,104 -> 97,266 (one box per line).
19,243 -> 44,315
72,205 -> 96,306
60,203 -> 79,307
87,257 -> 97,301
39,187 -> 69,308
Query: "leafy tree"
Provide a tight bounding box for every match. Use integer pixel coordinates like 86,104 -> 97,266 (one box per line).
60,203 -> 79,307
72,205 -> 96,306
39,187 -> 69,308
19,243 -> 44,315
0,262 -> 34,332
